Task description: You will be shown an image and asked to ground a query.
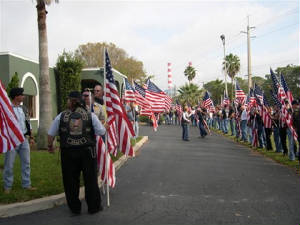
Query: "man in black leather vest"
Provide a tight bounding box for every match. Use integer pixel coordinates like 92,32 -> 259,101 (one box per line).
48,91 -> 107,215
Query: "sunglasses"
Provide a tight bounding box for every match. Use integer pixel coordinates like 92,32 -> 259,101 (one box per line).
82,94 -> 90,97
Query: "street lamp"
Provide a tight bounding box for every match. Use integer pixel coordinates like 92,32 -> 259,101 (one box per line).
220,34 -> 228,97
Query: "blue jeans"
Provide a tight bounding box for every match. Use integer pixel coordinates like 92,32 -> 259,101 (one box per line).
182,123 -> 189,140
3,139 -> 31,189
258,127 -> 264,148
134,121 -> 139,138
273,127 -> 282,152
247,126 -> 252,143
223,119 -> 228,133
230,119 -> 235,136
198,121 -> 207,137
241,120 -> 247,141
287,128 -> 295,160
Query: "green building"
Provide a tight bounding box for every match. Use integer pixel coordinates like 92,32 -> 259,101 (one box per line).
0,52 -> 127,133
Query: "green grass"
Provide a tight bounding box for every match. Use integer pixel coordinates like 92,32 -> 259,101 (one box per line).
0,136 -> 143,204
212,128 -> 299,173
0,150 -> 63,204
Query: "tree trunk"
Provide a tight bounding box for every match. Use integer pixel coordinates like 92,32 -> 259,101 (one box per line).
36,2 -> 52,150
231,77 -> 234,102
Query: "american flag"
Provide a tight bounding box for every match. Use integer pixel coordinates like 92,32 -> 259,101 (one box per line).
175,100 -> 183,121
133,81 -> 158,131
124,78 -> 136,103
96,136 -> 115,188
222,91 -> 230,106
0,81 -> 25,153
262,94 -> 272,129
280,74 -> 294,105
276,84 -> 298,141
235,81 -> 246,104
254,83 -> 263,105
104,50 -> 135,156
249,88 -> 256,107
270,90 -> 281,108
203,91 -> 213,108
270,68 -> 279,94
106,116 -> 118,156
144,79 -> 169,113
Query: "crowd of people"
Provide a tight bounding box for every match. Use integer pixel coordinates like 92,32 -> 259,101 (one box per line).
159,99 -> 299,162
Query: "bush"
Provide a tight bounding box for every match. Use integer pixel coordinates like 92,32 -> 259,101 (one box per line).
139,115 -> 150,123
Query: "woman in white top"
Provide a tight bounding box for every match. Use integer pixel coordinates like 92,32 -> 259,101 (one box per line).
181,106 -> 192,141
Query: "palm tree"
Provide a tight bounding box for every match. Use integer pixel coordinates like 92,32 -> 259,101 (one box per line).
184,65 -> 196,84
36,0 -> 58,149
177,83 -> 203,106
222,53 -> 240,101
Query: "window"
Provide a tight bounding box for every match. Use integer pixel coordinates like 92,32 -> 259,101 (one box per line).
23,95 -> 36,118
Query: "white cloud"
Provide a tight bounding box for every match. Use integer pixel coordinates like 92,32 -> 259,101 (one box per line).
0,0 -> 298,90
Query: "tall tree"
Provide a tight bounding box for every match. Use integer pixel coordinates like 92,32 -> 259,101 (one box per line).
223,53 -> 240,100
75,42 -> 147,83
177,83 -> 203,106
55,51 -> 84,112
36,0 -> 58,149
275,65 -> 300,99
6,72 -> 20,95
203,79 -> 224,104
184,65 -> 196,83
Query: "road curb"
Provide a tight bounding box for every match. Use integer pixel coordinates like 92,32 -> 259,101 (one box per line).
0,136 -> 148,218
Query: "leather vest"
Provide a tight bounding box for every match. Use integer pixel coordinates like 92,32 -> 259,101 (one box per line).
59,107 -> 95,149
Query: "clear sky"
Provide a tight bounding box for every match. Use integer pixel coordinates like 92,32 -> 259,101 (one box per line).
0,0 -> 299,90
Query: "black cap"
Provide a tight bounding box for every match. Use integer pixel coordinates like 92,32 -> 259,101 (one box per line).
9,87 -> 24,99
68,91 -> 81,100
292,100 -> 299,105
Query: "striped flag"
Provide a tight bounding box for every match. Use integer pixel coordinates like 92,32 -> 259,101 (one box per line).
280,74 -> 294,105
0,81 -> 25,153
104,50 -> 135,156
270,68 -> 279,94
124,78 -> 136,103
144,80 -> 169,113
222,91 -> 230,106
254,83 -> 263,105
262,94 -> 272,129
133,81 -> 158,131
106,116 -> 118,156
96,136 -> 115,188
235,81 -> 246,105
277,85 -> 298,141
202,91 -> 213,108
270,90 -> 281,108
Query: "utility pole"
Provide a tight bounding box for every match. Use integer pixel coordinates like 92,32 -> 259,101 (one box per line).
220,34 -> 228,97
241,15 -> 255,93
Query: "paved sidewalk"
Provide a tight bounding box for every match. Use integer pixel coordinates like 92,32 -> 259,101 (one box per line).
0,125 -> 299,225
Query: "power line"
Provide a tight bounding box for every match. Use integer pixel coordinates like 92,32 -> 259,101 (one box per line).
254,22 -> 299,39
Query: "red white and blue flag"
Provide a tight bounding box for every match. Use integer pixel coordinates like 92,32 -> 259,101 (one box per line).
280,74 -> 294,105
124,78 -> 136,103
235,81 -> 246,105
104,50 -> 135,156
134,81 -> 158,131
202,91 -> 213,108
96,136 -> 115,188
0,81 -> 25,153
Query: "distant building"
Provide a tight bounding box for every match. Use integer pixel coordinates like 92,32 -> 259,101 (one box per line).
0,52 -> 127,133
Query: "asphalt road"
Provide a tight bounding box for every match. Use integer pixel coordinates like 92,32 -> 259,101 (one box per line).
0,124 -> 299,225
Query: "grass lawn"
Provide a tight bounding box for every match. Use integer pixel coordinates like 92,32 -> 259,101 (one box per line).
212,128 -> 299,173
0,136 -> 143,204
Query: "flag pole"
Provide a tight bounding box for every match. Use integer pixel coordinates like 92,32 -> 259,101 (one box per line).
103,48 -> 110,207
131,80 -> 137,145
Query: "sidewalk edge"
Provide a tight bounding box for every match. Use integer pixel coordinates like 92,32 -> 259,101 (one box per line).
0,136 -> 148,218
